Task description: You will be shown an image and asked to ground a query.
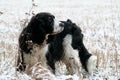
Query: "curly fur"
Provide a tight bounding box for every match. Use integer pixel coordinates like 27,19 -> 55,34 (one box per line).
46,19 -> 97,75
17,12 -> 63,74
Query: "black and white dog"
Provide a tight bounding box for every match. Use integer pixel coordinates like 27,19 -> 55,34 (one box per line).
46,19 -> 97,75
17,12 -> 63,74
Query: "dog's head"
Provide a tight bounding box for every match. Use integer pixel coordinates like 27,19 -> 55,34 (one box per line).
24,12 -> 64,44
60,19 -> 77,34
60,19 -> 89,54
28,12 -> 63,34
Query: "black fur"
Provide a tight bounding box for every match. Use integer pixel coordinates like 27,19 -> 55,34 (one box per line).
79,49 -> 91,72
17,12 -> 59,71
19,13 -> 55,53
46,19 -> 92,73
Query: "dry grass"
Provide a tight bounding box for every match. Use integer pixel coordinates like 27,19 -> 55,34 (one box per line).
0,0 -> 120,80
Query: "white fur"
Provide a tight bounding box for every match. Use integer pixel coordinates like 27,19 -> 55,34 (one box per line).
53,19 -> 64,33
23,44 -> 49,74
87,55 -> 97,75
57,34 -> 81,75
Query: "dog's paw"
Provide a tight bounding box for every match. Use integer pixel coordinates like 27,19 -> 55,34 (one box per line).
87,55 -> 97,75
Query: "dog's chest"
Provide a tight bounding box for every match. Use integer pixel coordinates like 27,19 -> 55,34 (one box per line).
63,35 -> 79,59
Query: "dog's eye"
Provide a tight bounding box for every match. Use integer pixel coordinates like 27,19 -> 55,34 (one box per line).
48,17 -> 53,22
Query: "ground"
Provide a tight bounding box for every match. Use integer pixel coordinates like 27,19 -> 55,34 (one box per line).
0,0 -> 120,80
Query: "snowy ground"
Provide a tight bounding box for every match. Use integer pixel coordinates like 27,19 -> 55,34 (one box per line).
0,0 -> 120,80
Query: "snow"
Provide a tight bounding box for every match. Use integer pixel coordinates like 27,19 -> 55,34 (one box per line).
0,0 -> 120,80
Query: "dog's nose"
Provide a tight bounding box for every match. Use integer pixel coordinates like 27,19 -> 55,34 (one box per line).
59,22 -> 64,27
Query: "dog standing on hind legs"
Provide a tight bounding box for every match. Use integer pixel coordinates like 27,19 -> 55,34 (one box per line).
47,19 -> 97,76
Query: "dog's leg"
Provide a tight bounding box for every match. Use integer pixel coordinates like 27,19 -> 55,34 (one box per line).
87,55 -> 97,75
16,50 -> 26,72
63,55 -> 82,76
68,57 -> 82,76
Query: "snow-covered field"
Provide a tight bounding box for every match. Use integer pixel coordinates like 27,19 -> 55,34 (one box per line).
0,0 -> 120,80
